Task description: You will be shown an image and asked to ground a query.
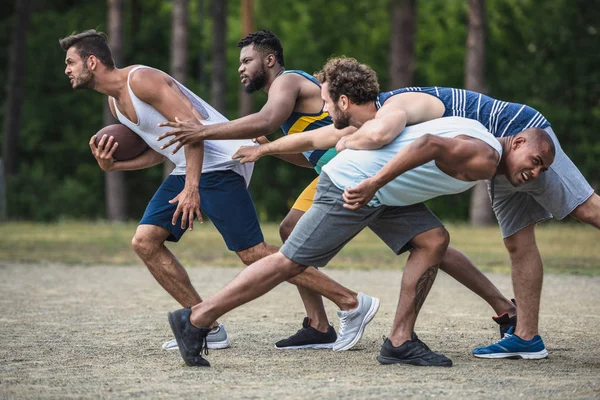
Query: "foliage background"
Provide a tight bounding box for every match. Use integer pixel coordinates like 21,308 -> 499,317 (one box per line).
1,0 -> 598,222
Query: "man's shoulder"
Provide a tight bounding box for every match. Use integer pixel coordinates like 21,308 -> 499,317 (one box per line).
128,65 -> 168,84
128,66 -> 173,100
267,71 -> 307,99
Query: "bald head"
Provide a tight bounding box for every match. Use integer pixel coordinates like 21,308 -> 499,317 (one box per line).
501,127 -> 556,187
519,127 -> 556,158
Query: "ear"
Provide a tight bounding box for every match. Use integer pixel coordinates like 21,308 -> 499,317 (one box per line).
265,54 -> 276,68
513,135 -> 526,150
87,55 -> 98,71
339,94 -> 349,111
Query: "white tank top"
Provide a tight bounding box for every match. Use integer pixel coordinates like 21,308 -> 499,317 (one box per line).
112,65 -> 254,185
322,117 -> 502,207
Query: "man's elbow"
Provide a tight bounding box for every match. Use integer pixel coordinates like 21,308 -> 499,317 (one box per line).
260,114 -> 282,134
367,130 -> 395,147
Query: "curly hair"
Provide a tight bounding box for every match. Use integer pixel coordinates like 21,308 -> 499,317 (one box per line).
315,57 -> 379,105
237,29 -> 285,67
59,29 -> 115,69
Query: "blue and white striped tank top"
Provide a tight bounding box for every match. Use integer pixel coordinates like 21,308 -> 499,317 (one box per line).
376,87 -> 550,137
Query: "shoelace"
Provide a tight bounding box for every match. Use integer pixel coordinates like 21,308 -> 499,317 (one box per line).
496,333 -> 513,344
338,314 -> 348,336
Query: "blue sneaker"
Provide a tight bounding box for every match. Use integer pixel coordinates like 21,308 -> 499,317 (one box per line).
472,327 -> 548,359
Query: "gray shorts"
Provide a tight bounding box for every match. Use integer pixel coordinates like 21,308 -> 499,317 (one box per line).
280,173 -> 444,267
490,126 -> 594,238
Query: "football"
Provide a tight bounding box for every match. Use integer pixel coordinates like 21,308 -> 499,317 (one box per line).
94,124 -> 149,161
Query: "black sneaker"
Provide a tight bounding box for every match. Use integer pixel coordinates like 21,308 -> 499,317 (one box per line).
275,317 -> 337,349
377,333 -> 452,367
168,308 -> 211,367
492,299 -> 518,339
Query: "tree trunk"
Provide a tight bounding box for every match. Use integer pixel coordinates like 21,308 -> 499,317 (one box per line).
465,0 -> 494,226
211,0 -> 227,113
239,0 -> 254,117
197,0 -> 205,86
389,0 -> 416,88
105,0 -> 128,222
2,0 -> 31,178
164,0 -> 190,178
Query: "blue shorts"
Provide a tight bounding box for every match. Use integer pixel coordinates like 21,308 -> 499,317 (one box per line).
140,170 -> 264,251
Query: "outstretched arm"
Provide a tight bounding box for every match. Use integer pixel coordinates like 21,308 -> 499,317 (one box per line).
339,92 -> 446,151
342,134 -> 499,210
157,74 -> 303,153
233,124 -> 356,164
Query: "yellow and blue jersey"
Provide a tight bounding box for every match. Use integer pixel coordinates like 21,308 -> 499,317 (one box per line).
280,70 -> 336,174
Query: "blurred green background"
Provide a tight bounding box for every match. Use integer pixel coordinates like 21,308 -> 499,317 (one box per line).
0,0 -> 599,223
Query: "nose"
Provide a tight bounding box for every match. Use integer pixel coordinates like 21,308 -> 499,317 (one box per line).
531,167 -> 542,179
65,66 -> 70,75
323,102 -> 329,113
238,64 -> 244,74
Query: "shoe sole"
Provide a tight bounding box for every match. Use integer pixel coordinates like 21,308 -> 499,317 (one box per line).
377,355 -> 452,367
164,339 -> 231,351
473,349 -> 548,359
167,312 -> 210,367
274,343 -> 335,350
333,297 -> 380,352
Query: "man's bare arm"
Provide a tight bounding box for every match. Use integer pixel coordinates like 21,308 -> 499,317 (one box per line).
90,133 -> 165,172
341,92 -> 446,151
157,74 -> 303,153
232,125 -> 356,164
343,135 -> 499,209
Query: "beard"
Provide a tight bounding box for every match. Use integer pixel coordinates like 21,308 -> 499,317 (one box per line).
332,107 -> 351,129
243,65 -> 268,93
73,64 -> 96,90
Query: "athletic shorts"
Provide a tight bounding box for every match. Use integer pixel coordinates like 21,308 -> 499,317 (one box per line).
139,170 -> 264,251
280,172 -> 444,267
489,126 -> 595,238
291,176 -> 320,212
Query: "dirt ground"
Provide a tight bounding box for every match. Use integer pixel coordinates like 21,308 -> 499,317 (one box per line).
1,263 -> 599,399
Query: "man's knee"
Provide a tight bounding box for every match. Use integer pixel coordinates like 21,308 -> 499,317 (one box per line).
272,252 -> 308,278
503,224 -> 537,256
412,227 -> 450,255
131,232 -> 161,258
237,242 -> 273,265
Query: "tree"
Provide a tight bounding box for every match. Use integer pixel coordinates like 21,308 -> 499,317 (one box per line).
164,0 -> 190,178
210,0 -> 227,113
104,0 -> 128,221
465,0 -> 494,226
239,0 -> 254,117
389,0 -> 416,88
2,0 -> 31,178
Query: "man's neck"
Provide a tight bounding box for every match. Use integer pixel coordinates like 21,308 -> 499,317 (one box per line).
352,103 -> 378,128
94,67 -> 126,98
263,66 -> 285,93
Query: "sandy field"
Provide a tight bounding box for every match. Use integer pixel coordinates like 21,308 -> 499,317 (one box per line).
1,263 -> 599,399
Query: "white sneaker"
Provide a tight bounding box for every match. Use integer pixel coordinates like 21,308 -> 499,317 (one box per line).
333,293 -> 380,351
162,323 -> 230,350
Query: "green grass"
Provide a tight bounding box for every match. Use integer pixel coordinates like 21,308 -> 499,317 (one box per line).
0,221 -> 598,275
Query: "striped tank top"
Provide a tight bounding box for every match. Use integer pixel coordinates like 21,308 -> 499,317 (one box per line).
376,87 -> 550,137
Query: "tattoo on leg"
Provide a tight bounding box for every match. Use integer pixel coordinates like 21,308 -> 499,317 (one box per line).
414,265 -> 439,314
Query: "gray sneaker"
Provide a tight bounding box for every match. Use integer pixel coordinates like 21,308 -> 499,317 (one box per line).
333,293 -> 380,351
162,323 -> 230,351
